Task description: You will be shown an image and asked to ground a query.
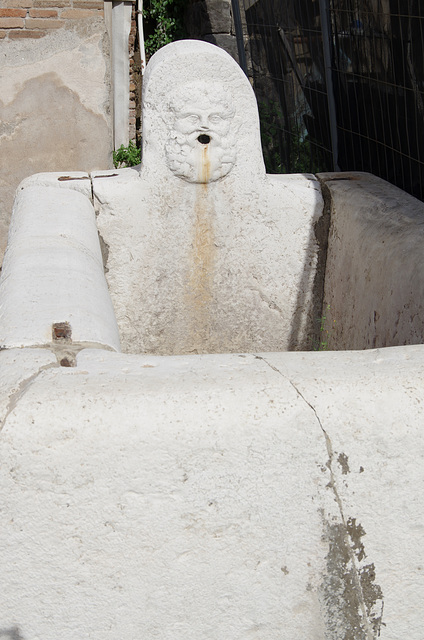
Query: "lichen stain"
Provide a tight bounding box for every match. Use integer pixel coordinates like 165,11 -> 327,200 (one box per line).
321,518 -> 384,639
186,144 -> 215,351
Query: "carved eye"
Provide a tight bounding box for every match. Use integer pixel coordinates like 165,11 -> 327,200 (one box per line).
209,115 -> 223,124
187,114 -> 199,123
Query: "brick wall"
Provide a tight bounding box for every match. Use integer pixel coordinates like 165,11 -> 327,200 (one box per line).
0,0 -> 104,40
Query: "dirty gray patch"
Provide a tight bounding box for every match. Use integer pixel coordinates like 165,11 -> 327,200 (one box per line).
254,355 -> 384,638
98,231 -> 110,273
0,627 -> 25,640
321,518 -> 384,640
337,452 -> 350,475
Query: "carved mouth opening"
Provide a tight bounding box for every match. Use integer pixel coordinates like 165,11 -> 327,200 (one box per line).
197,134 -> 211,145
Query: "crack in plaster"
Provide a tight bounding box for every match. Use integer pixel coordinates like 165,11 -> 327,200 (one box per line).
254,354 -> 377,640
0,361 -> 59,432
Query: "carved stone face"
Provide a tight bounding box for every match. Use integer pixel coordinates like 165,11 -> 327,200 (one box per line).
164,82 -> 237,183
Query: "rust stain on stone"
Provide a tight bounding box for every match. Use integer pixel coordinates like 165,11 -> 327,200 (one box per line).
186,145 -> 215,351
52,321 -> 72,342
200,144 -> 210,184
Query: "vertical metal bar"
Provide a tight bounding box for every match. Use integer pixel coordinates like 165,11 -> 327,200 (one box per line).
231,0 -> 248,76
110,0 -> 133,150
318,0 -> 340,170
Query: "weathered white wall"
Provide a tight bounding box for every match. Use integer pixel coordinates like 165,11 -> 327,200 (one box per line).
0,22 -> 112,264
0,345 -> 423,639
320,172 -> 424,349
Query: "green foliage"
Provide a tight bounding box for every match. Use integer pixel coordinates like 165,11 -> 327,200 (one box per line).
258,100 -> 329,174
143,0 -> 186,57
311,304 -> 335,351
113,141 -> 141,168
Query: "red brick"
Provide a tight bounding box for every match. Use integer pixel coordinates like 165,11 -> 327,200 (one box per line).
8,27 -> 46,36
25,16 -> 62,27
0,8 -> 26,16
29,8 -> 57,16
60,7 -> 100,18
0,16 -> 24,26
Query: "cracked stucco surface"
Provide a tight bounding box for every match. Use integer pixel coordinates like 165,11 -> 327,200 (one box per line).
1,345 -> 423,639
256,354 -> 383,639
0,348 -> 57,431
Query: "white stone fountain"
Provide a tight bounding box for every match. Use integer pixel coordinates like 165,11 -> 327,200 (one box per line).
0,40 -> 424,640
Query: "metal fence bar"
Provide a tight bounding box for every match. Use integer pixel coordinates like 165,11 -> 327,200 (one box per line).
318,0 -> 340,170
235,0 -> 424,200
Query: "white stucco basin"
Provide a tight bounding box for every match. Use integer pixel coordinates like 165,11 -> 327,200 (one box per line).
1,40 -> 424,640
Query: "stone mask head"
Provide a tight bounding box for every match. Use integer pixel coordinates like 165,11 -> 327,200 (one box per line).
164,81 -> 238,183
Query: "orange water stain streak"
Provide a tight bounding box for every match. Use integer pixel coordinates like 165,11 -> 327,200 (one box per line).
186,145 -> 216,351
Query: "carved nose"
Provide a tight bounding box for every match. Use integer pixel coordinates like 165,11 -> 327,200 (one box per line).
198,134 -> 211,144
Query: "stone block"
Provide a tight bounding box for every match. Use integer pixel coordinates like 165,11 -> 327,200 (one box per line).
202,32 -> 240,62
185,0 -> 232,37
319,171 -> 424,349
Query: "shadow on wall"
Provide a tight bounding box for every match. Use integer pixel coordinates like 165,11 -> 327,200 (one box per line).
288,177 -> 331,351
0,627 -> 25,640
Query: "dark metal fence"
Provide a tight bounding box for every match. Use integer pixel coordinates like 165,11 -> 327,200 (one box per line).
238,0 -> 424,201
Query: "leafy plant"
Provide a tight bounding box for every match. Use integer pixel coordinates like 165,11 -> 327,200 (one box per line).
258,100 -> 330,174
311,304 -> 335,351
113,141 -> 141,168
143,0 -> 186,57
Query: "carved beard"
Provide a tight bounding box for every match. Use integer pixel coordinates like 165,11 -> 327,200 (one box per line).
165,130 -> 237,183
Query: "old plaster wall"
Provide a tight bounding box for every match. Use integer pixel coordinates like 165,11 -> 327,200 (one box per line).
320,172 -> 424,350
0,4 -> 112,263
